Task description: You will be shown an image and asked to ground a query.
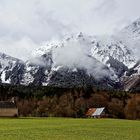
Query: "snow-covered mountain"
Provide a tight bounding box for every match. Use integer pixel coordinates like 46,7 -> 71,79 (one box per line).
28,37 -> 119,88
116,18 -> 140,91
0,52 -> 24,84
0,18 -> 140,91
75,34 -> 135,77
121,18 -> 140,39
117,18 -> 140,60
0,38 -> 120,88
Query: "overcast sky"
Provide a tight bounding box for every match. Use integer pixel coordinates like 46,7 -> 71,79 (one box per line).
0,0 -> 140,60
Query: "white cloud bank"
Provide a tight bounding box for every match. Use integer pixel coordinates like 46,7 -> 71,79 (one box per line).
0,0 -> 140,60
52,39 -> 116,80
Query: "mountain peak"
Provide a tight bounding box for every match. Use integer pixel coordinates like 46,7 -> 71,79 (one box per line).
131,18 -> 140,27
0,18 -> 140,91
121,18 -> 140,36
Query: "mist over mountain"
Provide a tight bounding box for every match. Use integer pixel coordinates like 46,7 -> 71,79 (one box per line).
0,18 -> 140,91
1,0 -> 140,61
116,18 -> 140,59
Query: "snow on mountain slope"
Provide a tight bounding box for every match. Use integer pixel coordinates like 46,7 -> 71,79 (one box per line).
62,33 -> 135,77
22,30 -> 138,89
117,18 -> 140,77
0,52 -> 24,84
117,18 -> 140,60
0,34 -> 137,89
116,18 -> 140,91
120,18 -> 140,39
62,33 -> 136,69
0,18 -> 140,90
90,36 -> 136,68
30,37 -> 119,88
0,31 -> 135,88
21,49 -> 53,85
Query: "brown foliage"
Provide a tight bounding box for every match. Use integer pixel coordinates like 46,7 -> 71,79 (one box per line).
13,87 -> 140,119
87,93 -> 108,108
125,95 -> 140,120
108,98 -> 124,118
17,99 -> 37,116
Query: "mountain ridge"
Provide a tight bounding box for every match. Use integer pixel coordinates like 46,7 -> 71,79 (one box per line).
0,18 -> 140,91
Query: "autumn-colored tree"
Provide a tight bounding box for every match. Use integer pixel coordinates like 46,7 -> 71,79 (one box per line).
17,99 -> 37,116
108,98 -> 124,118
125,95 -> 140,120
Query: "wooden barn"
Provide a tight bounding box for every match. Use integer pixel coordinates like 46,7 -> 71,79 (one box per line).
86,107 -> 105,118
0,101 -> 18,117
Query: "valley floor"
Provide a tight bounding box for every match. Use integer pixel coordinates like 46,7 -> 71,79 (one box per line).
0,118 -> 139,140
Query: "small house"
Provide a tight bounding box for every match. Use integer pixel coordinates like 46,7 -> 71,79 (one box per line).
86,107 -> 105,118
0,101 -> 18,117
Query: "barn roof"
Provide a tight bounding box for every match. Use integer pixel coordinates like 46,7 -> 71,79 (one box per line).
0,101 -> 17,109
86,108 -> 96,116
91,107 -> 105,116
86,107 -> 105,116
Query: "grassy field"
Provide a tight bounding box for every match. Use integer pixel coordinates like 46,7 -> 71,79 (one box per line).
0,118 -> 139,140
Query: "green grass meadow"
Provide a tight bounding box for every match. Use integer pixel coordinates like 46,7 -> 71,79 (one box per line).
0,118 -> 139,140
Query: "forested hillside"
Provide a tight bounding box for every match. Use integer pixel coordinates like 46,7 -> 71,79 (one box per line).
0,84 -> 139,119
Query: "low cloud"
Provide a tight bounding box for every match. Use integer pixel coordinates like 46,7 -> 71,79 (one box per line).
0,0 -> 140,60
0,37 -> 38,60
52,39 -> 115,80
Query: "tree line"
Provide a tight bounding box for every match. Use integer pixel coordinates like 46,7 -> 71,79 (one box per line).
0,84 -> 140,119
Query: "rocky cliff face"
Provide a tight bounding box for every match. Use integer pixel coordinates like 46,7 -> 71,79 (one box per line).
117,18 -> 140,91
0,52 -> 24,85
